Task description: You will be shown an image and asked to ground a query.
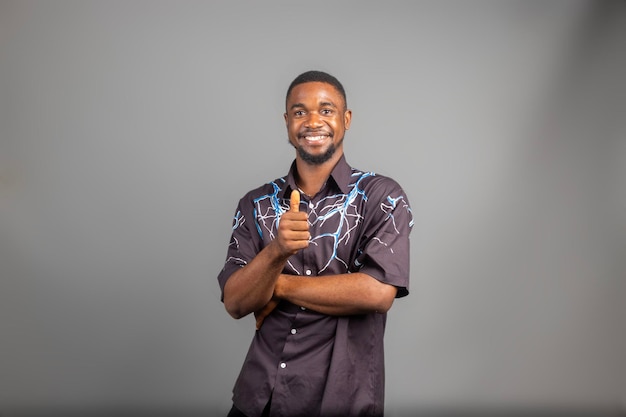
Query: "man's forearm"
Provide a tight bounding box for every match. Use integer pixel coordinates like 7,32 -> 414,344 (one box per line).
223,242 -> 289,319
225,191 -> 310,320
274,272 -> 397,316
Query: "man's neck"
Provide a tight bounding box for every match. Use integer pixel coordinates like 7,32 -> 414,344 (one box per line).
294,153 -> 342,198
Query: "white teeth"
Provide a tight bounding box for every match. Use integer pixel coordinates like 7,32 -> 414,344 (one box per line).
305,135 -> 327,141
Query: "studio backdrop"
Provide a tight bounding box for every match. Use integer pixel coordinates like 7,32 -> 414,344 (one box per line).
1,1 -> 624,415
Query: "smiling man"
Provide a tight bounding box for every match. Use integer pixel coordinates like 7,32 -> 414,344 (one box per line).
218,70 -> 413,417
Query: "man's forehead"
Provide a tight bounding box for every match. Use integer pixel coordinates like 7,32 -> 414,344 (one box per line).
287,82 -> 345,106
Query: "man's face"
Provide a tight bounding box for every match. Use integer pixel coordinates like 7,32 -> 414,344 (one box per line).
284,82 -> 352,166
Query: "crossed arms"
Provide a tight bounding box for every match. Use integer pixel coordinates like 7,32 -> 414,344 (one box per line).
222,190 -> 398,328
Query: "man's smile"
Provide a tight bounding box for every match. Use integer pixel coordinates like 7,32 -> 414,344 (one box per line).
299,131 -> 332,143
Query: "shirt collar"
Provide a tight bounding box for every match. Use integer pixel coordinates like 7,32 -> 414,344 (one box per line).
285,154 -> 353,197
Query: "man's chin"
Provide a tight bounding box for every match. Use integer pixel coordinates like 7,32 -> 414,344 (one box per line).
297,145 -> 336,165
295,137 -> 343,166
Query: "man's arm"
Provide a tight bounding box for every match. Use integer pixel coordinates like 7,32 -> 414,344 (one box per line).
274,272 -> 398,316
254,179 -> 413,328
223,190 -> 309,319
254,272 -> 398,328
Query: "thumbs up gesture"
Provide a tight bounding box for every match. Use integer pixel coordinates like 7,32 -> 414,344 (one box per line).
275,189 -> 310,257
290,188 -> 301,213
255,190 -> 309,330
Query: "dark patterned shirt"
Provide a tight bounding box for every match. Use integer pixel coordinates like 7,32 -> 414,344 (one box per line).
218,155 -> 413,417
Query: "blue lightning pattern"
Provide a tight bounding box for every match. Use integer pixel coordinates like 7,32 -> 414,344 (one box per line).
307,172 -> 372,273
228,170 -> 412,275
253,178 -> 288,240
225,211 -> 248,266
381,194 -> 414,233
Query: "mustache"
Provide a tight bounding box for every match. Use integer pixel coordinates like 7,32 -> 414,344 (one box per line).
298,129 -> 332,137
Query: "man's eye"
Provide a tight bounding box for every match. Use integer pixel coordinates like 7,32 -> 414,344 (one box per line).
294,110 -> 305,116
321,109 -> 333,115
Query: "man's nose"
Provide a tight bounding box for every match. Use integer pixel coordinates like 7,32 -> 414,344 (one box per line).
305,112 -> 323,128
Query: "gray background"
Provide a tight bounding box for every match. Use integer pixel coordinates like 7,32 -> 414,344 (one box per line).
1,1 -> 625,416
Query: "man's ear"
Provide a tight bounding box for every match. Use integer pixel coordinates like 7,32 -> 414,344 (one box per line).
284,112 -> 288,126
344,109 -> 352,130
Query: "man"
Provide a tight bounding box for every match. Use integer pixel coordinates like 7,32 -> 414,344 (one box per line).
218,70 -> 413,417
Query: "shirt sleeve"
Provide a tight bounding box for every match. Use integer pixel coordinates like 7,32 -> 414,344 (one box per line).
217,196 -> 262,301
355,177 -> 413,298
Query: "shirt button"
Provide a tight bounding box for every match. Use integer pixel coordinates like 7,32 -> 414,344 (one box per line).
290,329 -> 297,335
309,202 -> 314,209
280,362 -> 286,369
305,270 -> 312,276
300,306 -> 306,311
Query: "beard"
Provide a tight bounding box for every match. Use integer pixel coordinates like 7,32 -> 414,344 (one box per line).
295,137 -> 343,166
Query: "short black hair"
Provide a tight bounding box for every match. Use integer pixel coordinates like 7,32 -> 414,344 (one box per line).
286,70 -> 347,109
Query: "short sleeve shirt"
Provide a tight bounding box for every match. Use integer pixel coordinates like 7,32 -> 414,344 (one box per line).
218,156 -> 413,417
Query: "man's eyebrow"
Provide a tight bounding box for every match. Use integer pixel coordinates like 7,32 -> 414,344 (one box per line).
289,101 -> 339,111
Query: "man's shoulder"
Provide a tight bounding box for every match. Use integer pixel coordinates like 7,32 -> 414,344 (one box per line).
239,175 -> 289,203
348,168 -> 405,195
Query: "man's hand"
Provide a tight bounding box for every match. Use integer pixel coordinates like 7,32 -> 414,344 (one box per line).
274,189 -> 309,258
255,190 -> 308,329
254,297 -> 280,330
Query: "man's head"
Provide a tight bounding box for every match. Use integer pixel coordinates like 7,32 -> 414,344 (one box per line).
285,70 -> 347,111
284,70 -> 352,166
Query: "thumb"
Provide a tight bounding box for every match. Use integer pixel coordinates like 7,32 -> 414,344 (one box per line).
290,189 -> 300,212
